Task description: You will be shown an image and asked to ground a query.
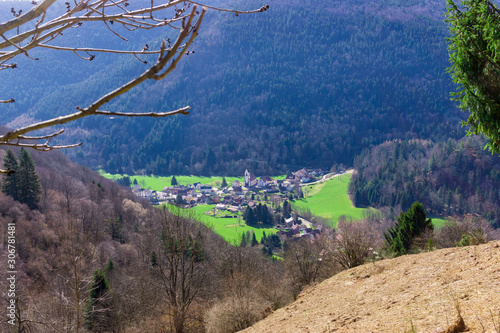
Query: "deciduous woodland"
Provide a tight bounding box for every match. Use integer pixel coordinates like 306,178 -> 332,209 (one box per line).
0,147 -> 498,332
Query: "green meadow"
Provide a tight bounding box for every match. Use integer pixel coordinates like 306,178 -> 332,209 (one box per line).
172,204 -> 277,244
293,173 -> 376,227
428,216 -> 447,228
99,171 -> 245,191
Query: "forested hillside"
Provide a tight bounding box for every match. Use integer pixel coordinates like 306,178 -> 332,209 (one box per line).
349,137 -> 500,226
0,145 -> 299,332
0,0 -> 465,175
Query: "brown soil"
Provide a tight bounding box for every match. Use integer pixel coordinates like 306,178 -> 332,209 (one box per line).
241,241 -> 500,333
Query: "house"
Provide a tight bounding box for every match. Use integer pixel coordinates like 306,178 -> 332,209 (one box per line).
265,187 -> 279,194
282,181 -> 293,192
170,187 -> 188,196
300,174 -> 316,183
294,168 -> 307,180
197,184 -> 212,194
244,169 -> 258,188
311,169 -> 323,177
258,176 -> 273,188
228,206 -> 239,213
216,204 -> 226,210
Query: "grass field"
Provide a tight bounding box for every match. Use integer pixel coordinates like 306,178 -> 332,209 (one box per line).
429,216 -> 447,228
99,171 -> 246,191
293,173 -> 376,227
172,204 -> 277,244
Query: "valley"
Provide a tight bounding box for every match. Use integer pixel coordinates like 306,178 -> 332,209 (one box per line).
1,0 -> 500,332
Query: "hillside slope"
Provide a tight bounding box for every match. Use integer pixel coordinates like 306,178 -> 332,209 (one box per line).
0,0 -> 466,175
242,241 -> 500,333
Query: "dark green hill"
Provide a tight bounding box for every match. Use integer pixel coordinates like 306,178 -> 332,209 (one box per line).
0,0 -> 465,175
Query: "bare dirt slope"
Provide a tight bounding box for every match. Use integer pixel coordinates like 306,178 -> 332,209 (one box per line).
242,241 -> 500,333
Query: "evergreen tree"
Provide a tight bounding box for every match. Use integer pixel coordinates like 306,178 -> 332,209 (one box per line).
17,149 -> 41,210
446,0 -> 500,153
133,178 -> 138,185
251,232 -> 258,246
1,150 -> 19,201
240,232 -> 247,247
116,176 -> 131,187
384,202 -> 433,256
105,259 -> 115,273
283,200 -> 292,218
171,175 -> 178,186
221,176 -> 228,188
261,231 -> 267,244
85,269 -> 113,332
175,193 -> 184,206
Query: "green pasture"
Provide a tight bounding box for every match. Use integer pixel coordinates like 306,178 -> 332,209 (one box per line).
293,173 -> 376,227
99,171 -> 245,191
168,204 -> 277,244
429,216 -> 447,228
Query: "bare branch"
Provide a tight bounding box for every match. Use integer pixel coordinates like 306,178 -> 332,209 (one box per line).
0,0 -> 267,150
93,107 -> 190,118
0,6 -> 205,147
38,44 -> 163,55
0,141 -> 82,151
187,1 -> 269,15
0,0 -> 57,36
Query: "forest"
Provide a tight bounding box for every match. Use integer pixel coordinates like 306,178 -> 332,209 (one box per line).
0,0 -> 465,176
349,137 -> 500,226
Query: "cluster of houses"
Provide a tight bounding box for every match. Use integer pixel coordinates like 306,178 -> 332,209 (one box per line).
132,167 -> 326,209
130,168 -> 328,241
275,217 -> 323,240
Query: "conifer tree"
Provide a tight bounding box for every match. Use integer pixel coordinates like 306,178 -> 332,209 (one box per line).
384,201 -> 433,256
221,176 -> 228,188
85,269 -> 113,332
17,149 -> 41,210
1,150 -> 19,201
171,175 -> 178,186
240,232 -> 247,247
251,233 -> 258,247
446,0 -> 500,153
261,231 -> 267,244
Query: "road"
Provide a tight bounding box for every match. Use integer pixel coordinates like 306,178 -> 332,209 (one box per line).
300,169 -> 354,187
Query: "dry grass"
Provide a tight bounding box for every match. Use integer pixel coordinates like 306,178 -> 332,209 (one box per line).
241,241 -> 500,333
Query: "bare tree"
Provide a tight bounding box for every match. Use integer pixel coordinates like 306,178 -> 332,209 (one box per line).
53,216 -> 97,333
0,0 -> 268,171
283,238 -> 326,299
145,207 -> 209,333
330,218 -> 378,270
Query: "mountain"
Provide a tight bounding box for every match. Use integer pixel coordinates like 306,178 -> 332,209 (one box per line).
0,0 -> 466,175
241,240 -> 500,333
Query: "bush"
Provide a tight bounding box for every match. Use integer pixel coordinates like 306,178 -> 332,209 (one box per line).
437,215 -> 494,248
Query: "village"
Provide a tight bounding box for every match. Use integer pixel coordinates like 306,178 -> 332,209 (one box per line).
131,168 -> 332,241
